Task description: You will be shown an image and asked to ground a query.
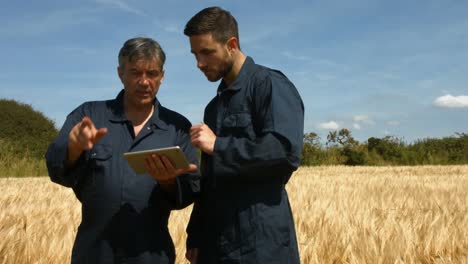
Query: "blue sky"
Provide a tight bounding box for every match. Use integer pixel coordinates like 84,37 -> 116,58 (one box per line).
1,0 -> 467,143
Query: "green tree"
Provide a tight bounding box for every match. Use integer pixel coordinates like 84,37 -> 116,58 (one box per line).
301,132 -> 324,166
408,133 -> 468,165
367,136 -> 403,164
326,129 -> 366,165
327,128 -> 357,147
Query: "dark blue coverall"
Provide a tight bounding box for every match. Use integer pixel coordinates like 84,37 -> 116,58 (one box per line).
187,57 -> 304,264
46,90 -> 200,264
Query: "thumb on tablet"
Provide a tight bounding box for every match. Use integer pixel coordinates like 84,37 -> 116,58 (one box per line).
177,164 -> 198,175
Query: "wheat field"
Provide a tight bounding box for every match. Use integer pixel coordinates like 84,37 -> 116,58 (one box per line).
1,166 -> 467,263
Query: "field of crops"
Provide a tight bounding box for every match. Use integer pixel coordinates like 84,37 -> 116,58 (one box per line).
1,166 -> 467,263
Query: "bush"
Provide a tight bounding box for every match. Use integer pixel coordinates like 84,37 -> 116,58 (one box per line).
343,146 -> 367,166
0,138 -> 48,177
0,99 -> 58,160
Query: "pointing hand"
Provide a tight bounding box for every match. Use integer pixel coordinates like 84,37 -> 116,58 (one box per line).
68,117 -> 107,164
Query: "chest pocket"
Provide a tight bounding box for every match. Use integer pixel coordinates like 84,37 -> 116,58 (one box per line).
76,144 -> 113,202
89,144 -> 113,187
221,113 -> 256,140
90,144 -> 113,165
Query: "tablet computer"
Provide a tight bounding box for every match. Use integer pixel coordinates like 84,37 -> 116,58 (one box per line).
123,146 -> 190,174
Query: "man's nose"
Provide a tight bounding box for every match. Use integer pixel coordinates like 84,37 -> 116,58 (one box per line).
196,56 -> 206,69
138,74 -> 150,85
197,60 -> 205,69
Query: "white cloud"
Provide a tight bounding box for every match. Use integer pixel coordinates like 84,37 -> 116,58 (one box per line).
282,51 -> 309,61
163,25 -> 179,33
353,114 -> 369,122
291,71 -> 309,76
60,46 -> 98,55
95,0 -> 147,16
318,121 -> 339,130
353,114 -> 375,125
353,123 -> 361,130
387,121 -> 400,126
242,29 -> 275,45
434,94 -> 468,108
314,73 -> 335,81
368,71 -> 399,80
153,19 -> 181,34
0,9 -> 99,37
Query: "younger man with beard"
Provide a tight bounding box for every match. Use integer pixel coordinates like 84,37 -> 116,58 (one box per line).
184,7 -> 304,264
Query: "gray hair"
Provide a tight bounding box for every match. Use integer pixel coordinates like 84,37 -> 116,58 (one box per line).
118,37 -> 166,69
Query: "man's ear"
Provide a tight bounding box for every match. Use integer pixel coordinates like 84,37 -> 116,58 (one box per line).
227,37 -> 239,52
117,66 -> 124,82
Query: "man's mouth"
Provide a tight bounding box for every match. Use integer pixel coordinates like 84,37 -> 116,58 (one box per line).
136,90 -> 152,97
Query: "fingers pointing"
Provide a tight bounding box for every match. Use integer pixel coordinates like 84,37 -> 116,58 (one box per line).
93,127 -> 108,144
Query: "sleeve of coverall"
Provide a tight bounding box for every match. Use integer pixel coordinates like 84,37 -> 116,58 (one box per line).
213,71 -> 305,184
45,103 -> 90,188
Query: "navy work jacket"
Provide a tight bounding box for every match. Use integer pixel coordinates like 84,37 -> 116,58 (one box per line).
187,57 -> 304,264
46,90 -> 200,264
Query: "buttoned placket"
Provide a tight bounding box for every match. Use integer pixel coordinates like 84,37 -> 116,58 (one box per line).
130,123 -> 155,150
215,91 -> 224,135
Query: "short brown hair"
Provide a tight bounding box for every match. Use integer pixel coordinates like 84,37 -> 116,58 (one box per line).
184,6 -> 240,47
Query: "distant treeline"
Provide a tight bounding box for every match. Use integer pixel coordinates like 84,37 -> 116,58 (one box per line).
1,98 -> 467,176
301,129 -> 468,166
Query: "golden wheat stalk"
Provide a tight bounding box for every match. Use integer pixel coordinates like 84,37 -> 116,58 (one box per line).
1,166 -> 467,263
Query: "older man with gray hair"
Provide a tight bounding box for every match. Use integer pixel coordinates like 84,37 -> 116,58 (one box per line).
46,37 -> 200,264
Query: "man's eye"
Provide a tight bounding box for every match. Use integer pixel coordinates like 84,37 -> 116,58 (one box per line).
148,71 -> 160,77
